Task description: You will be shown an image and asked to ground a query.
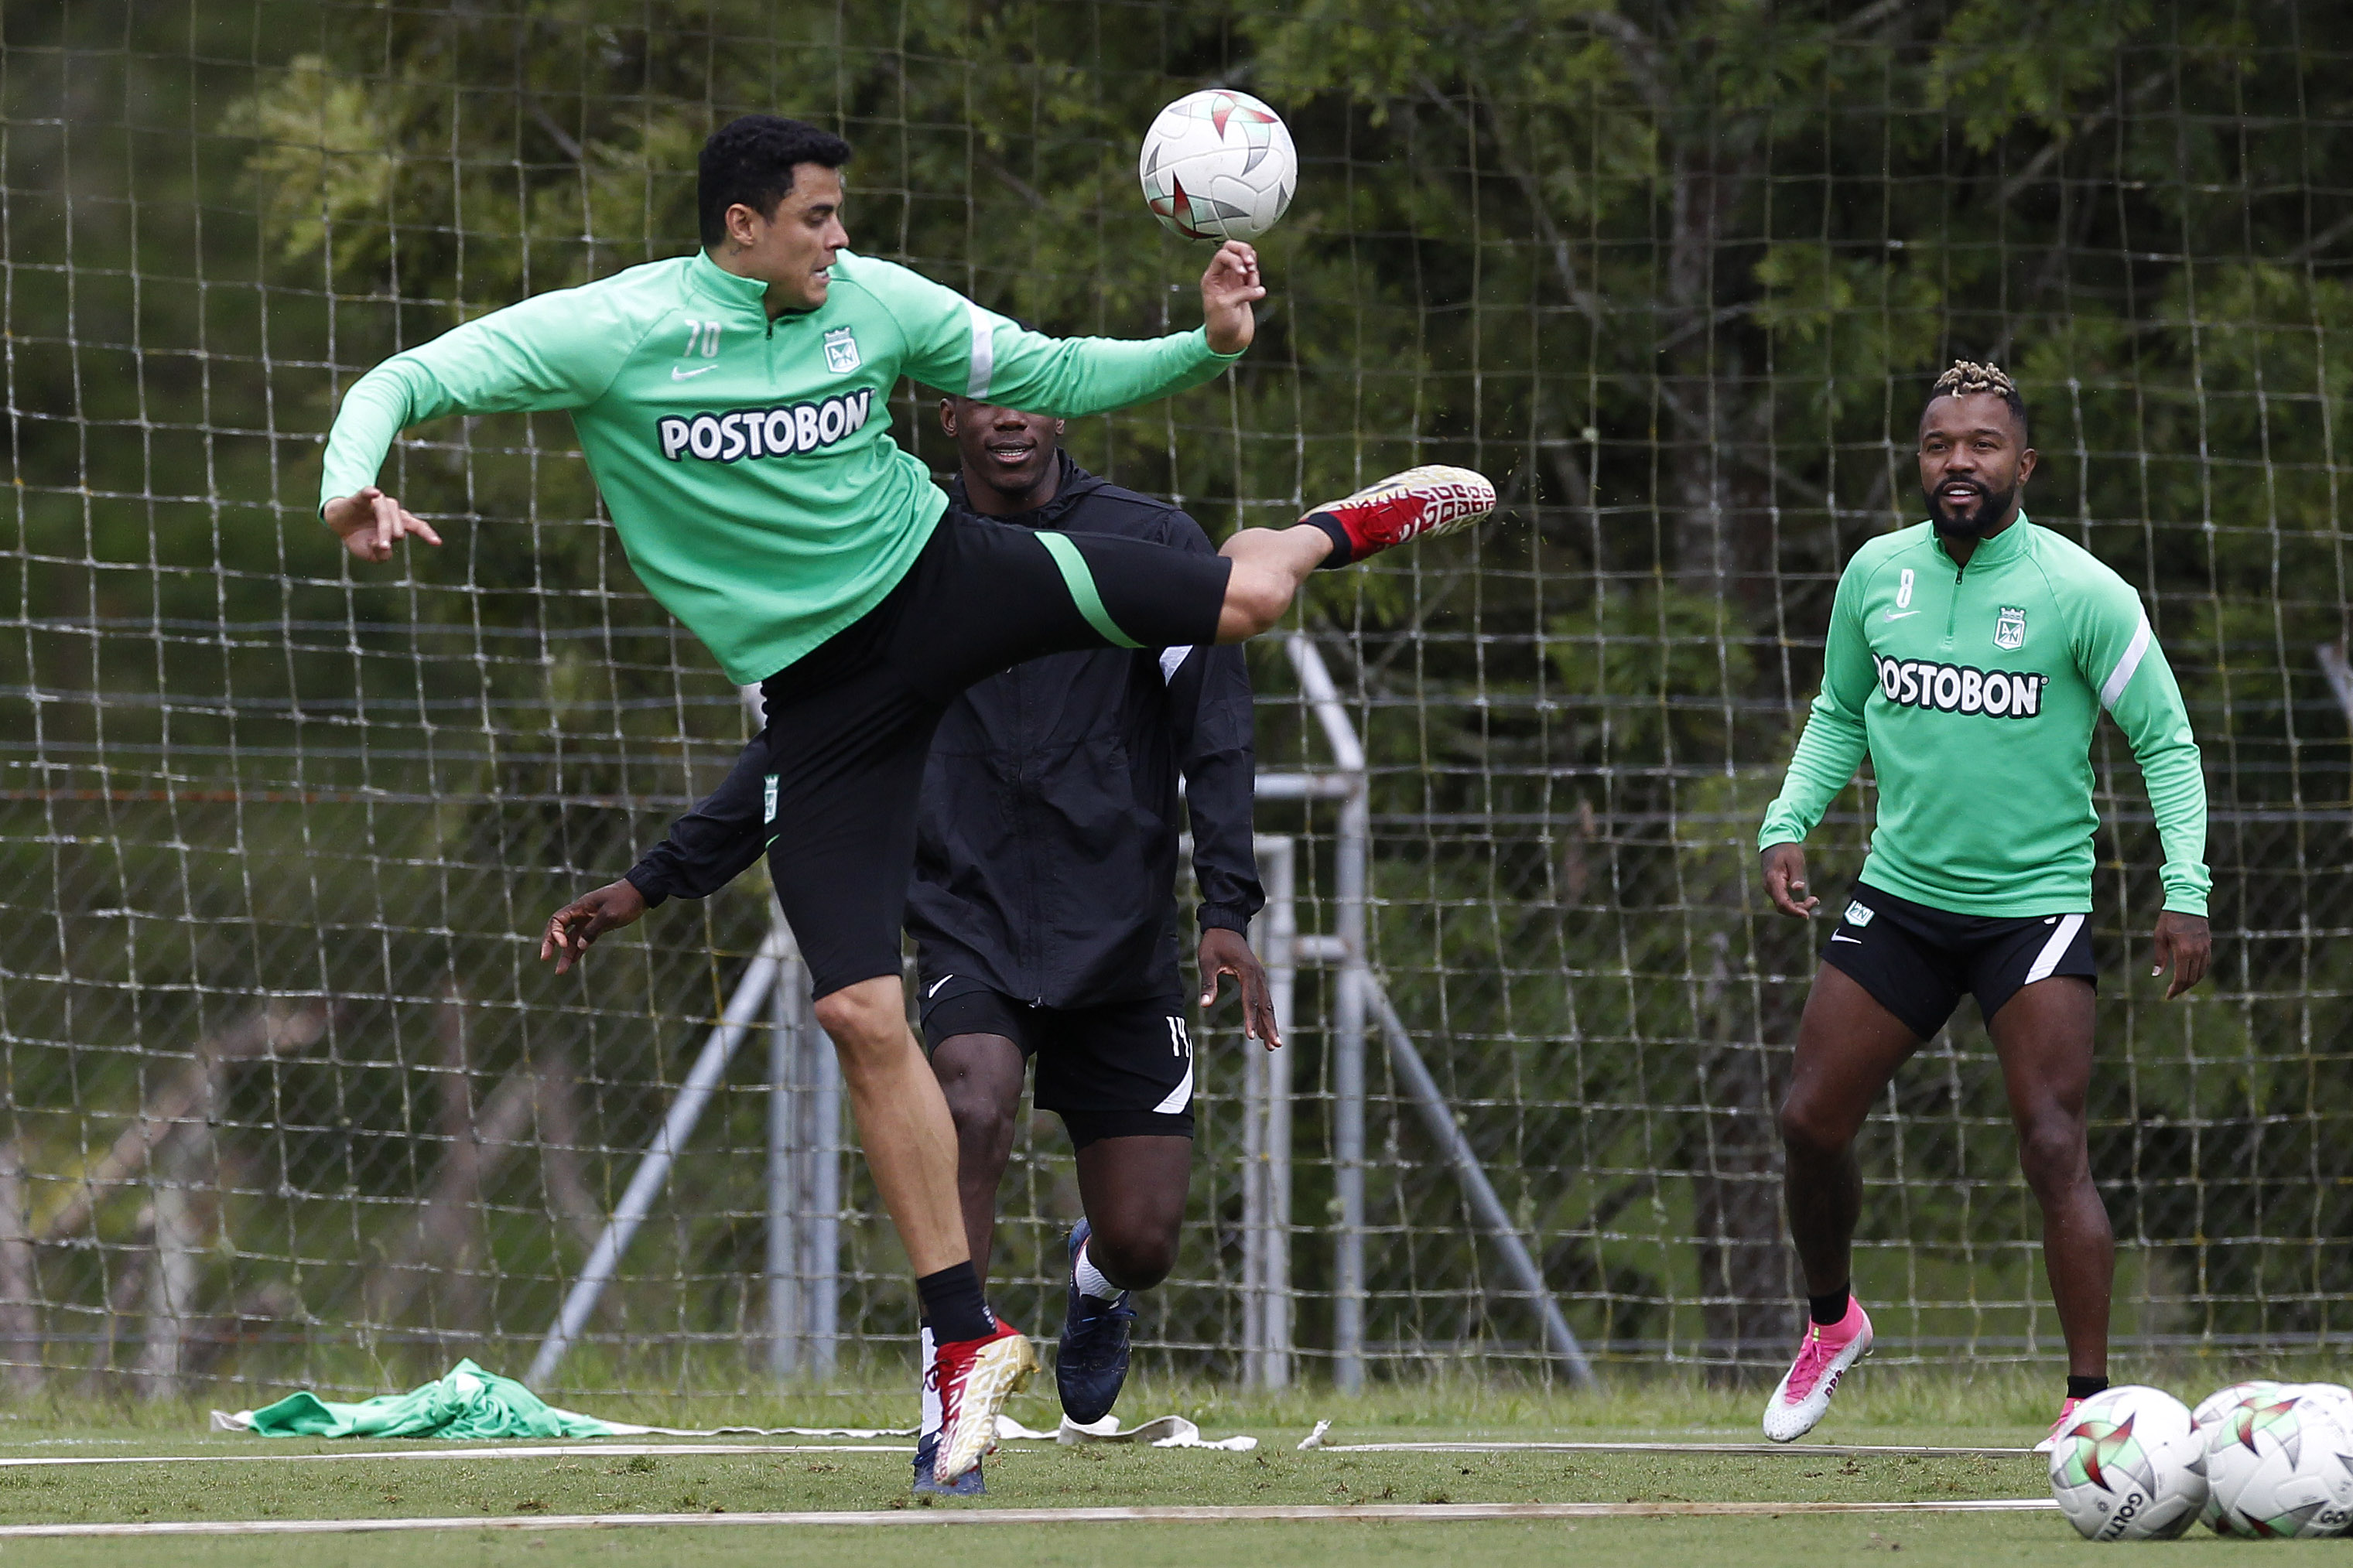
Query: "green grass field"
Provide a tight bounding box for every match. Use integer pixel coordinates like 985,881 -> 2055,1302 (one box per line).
0,1361 -> 2336,1564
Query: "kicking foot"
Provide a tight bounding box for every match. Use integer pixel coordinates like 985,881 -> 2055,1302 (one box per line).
1762,1298 -> 1872,1443
932,1318 -> 1038,1488
2033,1395 -> 2085,1456
911,1430 -> 986,1496
1057,1218 -> 1137,1425
1305,465 -> 1496,566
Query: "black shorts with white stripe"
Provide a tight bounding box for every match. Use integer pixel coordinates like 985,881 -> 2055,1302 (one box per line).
919,980 -> 1195,1149
1818,882 -> 2097,1040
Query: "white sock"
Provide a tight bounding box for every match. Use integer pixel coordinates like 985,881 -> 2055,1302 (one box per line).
1073,1240 -> 1123,1302
917,1324 -> 941,1440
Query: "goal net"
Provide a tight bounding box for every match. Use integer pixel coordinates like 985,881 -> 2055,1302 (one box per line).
3,0 -> 2348,1402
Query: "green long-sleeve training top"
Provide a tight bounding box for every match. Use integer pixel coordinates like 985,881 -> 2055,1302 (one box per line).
319,249 -> 1240,685
1758,515 -> 2211,917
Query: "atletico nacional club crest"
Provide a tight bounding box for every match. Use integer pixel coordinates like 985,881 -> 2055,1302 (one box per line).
823,326 -> 861,375
1994,605 -> 2027,651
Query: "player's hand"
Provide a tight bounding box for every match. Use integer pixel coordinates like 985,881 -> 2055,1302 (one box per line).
1200,241 -> 1264,356
2151,910 -> 2211,1000
323,486 -> 443,563
1199,926 -> 1281,1050
539,880 -> 648,975
1760,842 -> 1818,919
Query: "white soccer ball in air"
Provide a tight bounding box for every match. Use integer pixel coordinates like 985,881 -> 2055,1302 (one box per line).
1139,88 -> 1296,241
2047,1385 -> 2208,1541
2200,1385 -> 2353,1537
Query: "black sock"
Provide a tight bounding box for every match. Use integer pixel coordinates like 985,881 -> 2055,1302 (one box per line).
2067,1375 -> 2110,1402
916,1262 -> 995,1344
1808,1288 -> 1851,1327
1302,511 -> 1353,569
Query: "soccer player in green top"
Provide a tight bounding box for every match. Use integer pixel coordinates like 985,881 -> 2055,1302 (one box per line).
317,114 -> 1495,1488
1755,361 -> 2211,1449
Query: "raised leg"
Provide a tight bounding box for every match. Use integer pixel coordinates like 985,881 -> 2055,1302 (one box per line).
1213,525 -> 1335,642
1072,1136 -> 1194,1290
1984,976 -> 2108,1379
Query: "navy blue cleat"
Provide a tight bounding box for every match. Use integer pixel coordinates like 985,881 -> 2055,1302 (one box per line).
911,1430 -> 985,1496
1055,1218 -> 1136,1425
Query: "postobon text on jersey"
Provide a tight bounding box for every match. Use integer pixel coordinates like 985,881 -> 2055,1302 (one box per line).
1872,654 -> 2048,718
656,390 -> 876,463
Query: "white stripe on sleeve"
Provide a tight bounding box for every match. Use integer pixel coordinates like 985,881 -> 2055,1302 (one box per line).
2098,613 -> 2153,710
2023,913 -> 2086,986
963,302 -> 995,398
1158,646 -> 1192,684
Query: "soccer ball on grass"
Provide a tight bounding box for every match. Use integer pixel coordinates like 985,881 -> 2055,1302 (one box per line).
2046,1385 -> 2208,1541
1138,88 -> 1296,241
2198,1384 -> 2353,1538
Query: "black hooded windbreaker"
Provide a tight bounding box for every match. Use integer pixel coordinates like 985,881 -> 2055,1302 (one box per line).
624,453 -> 1264,1007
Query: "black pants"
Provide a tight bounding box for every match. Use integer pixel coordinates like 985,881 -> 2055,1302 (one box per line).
759,511 -> 1230,999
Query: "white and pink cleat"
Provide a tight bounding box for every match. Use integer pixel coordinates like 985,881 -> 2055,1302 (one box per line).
1762,1297 -> 1873,1443
2033,1395 -> 2085,1455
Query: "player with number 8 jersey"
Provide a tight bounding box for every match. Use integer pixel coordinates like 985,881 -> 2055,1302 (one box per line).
1754,361 -> 2209,1452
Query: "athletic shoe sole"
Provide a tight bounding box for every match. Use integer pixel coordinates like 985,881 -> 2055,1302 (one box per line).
1312,464 -> 1496,560
935,1331 -> 1039,1486
911,1431 -> 984,1496
1761,1313 -> 1873,1443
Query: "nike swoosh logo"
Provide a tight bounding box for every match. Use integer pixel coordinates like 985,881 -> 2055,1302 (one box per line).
926,974 -> 955,998
1829,933 -> 1863,944
1883,610 -> 1920,621
671,364 -> 719,381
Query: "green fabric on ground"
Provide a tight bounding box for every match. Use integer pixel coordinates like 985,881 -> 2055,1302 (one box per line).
240,1359 -> 621,1440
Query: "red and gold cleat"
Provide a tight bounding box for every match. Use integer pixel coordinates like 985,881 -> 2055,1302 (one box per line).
932,1318 -> 1038,1488
1305,464 -> 1496,565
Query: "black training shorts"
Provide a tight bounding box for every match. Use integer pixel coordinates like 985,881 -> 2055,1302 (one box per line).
921,979 -> 1196,1148
758,510 -> 1230,1000
1819,881 -> 2097,1040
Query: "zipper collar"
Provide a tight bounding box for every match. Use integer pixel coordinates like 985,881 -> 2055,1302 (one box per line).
685,248 -> 782,319
1931,508 -> 2032,572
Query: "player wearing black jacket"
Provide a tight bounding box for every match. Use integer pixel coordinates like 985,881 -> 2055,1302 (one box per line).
541,399 -> 1272,1489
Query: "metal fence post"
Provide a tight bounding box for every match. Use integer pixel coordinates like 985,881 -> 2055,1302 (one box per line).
797,960 -> 841,1376
767,930 -> 802,1378
1243,833 -> 1296,1389
528,924 -> 785,1387
1286,636 -> 1369,1392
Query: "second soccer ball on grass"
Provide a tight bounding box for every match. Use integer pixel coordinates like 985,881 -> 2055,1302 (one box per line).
1141,88 -> 1296,241
2046,1385 -> 2208,1542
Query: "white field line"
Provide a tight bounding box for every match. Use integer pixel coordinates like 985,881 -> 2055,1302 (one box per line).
0,1499 -> 2061,1539
1316,1442 -> 2033,1458
0,1438 -> 2030,1467
0,1443 -> 915,1467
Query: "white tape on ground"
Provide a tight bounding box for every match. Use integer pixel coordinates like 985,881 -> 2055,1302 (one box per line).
1314,1441 -> 2032,1458
0,1436 -> 2026,1467
0,1443 -> 916,1467
0,1498 -> 2062,1539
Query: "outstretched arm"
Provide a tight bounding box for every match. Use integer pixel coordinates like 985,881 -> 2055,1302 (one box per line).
539,737 -> 772,973
890,244 -> 1258,418
319,285 -> 641,562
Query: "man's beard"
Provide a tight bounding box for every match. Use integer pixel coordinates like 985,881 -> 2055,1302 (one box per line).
1925,477 -> 2018,538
